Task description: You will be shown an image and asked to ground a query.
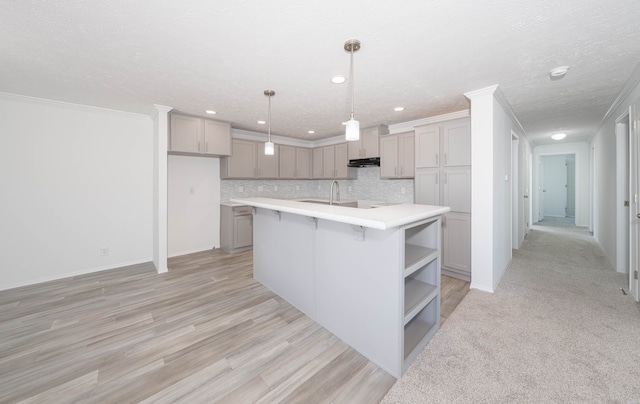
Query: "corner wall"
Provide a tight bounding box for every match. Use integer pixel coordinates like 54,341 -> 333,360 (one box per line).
591,74 -> 640,269
0,93 -> 154,290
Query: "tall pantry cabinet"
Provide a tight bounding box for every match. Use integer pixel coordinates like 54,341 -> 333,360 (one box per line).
414,118 -> 471,281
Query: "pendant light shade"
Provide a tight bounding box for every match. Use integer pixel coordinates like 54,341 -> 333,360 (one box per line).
264,90 -> 275,155
344,39 -> 361,141
345,118 -> 360,141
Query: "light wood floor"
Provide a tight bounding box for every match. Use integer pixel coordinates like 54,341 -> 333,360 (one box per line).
0,249 -> 469,403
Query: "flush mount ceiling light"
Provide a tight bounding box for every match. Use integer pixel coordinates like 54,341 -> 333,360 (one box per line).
257,120 -> 266,124
205,110 -> 216,115
308,130 -> 315,134
549,66 -> 570,79
331,76 -> 346,84
264,90 -> 275,155
394,106 -> 405,112
344,39 -> 361,141
551,132 -> 567,140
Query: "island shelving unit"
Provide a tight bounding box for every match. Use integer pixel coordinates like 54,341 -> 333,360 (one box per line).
231,197 -> 448,378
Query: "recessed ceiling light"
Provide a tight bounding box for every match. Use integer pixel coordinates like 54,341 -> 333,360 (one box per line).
308,130 -> 315,134
331,76 -> 346,84
342,121 -> 347,126
551,133 -> 567,140
549,66 -> 570,78
205,110 -> 216,115
258,120 -> 266,125
394,107 -> 405,112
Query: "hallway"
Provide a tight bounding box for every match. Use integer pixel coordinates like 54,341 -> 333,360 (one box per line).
383,221 -> 640,402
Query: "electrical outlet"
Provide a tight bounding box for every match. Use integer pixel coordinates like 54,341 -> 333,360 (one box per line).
274,185 -> 278,191
258,186 -> 263,192
348,186 -> 352,192
401,187 -> 406,194
100,247 -> 109,256
296,185 -> 300,191
239,186 -> 244,193
318,185 -> 321,190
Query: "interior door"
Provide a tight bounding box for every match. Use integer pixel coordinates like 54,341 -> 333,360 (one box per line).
629,100 -> 639,300
566,157 -> 576,218
539,159 -> 545,221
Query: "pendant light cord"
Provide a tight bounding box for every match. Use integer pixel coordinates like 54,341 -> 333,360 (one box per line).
350,47 -> 355,120
268,93 -> 272,142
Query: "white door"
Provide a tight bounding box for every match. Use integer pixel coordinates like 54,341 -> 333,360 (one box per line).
630,96 -> 640,302
542,155 -> 568,218
566,156 -> 576,218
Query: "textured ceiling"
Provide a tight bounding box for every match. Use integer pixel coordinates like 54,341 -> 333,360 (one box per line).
1,0 -> 639,145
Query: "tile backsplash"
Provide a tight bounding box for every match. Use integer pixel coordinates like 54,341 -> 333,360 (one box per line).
221,167 -> 414,204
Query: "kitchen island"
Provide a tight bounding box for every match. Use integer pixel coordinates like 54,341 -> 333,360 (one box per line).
231,197 -> 450,378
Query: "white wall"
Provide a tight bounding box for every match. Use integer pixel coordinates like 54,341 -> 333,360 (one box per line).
533,142 -> 590,226
492,98 -> 519,289
168,155 -> 221,256
0,93 -> 154,290
591,77 -> 640,268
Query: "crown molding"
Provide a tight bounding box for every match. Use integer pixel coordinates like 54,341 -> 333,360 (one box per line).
389,110 -> 470,134
0,91 -> 152,120
593,61 -> 640,140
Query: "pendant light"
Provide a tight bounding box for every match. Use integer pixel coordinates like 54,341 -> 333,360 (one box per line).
264,90 -> 275,155
344,39 -> 361,141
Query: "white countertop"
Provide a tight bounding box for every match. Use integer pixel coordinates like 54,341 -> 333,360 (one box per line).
230,197 -> 450,230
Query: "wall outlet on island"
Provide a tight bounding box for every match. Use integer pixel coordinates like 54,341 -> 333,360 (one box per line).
401,187 -> 406,194
100,247 -> 109,256
238,186 -> 244,193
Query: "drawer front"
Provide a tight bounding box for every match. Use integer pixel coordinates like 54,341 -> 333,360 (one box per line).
233,206 -> 252,216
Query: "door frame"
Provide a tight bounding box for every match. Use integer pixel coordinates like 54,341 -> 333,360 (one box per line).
615,112 -> 630,275
511,132 -> 519,248
629,97 -> 640,302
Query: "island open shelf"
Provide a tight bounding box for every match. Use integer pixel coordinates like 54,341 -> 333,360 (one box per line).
231,197 -> 448,378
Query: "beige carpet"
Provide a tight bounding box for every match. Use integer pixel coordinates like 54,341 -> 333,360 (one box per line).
383,224 -> 640,403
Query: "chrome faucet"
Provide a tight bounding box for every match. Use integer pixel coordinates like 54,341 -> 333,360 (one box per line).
330,180 -> 340,206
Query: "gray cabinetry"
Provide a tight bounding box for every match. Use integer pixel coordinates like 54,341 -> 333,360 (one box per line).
221,204 -> 253,253
169,113 -> 231,156
279,146 -> 311,179
415,117 -> 471,281
380,131 -> 415,179
312,143 -> 355,179
221,139 -> 278,179
348,125 -> 387,160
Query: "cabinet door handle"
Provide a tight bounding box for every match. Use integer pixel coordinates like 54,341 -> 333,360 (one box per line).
394,167 -> 397,176
442,216 -> 447,228
444,153 -> 448,165
400,166 -> 403,176
205,142 -> 208,152
436,172 -> 439,184
363,147 -> 366,156
198,141 -> 201,152
435,153 -> 439,165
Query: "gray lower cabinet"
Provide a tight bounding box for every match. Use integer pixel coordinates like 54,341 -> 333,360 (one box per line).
221,204 -> 253,253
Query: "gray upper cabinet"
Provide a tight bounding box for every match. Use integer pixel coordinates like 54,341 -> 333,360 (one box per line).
222,139 -> 257,178
311,143 -> 355,179
221,139 -> 279,179
279,146 -> 311,179
442,120 -> 471,167
169,113 -> 231,156
380,131 -> 415,179
257,143 -> 278,178
348,125 -> 387,160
